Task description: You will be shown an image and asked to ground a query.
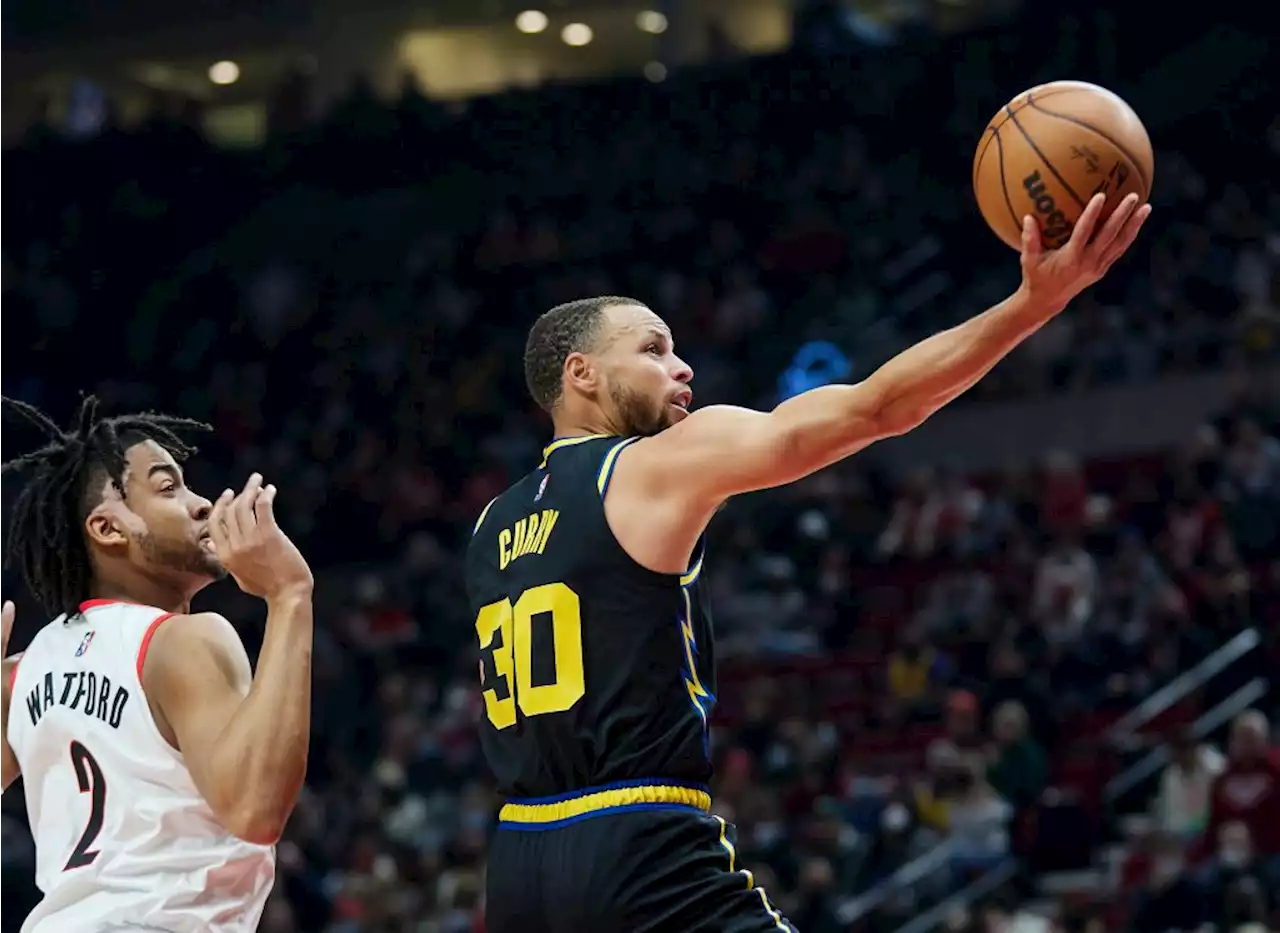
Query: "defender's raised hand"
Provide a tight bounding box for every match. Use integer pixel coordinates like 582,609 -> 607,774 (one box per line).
1019,192 -> 1152,312
209,474 -> 313,599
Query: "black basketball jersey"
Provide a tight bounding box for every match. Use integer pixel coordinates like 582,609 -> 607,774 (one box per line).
465,434 -> 716,798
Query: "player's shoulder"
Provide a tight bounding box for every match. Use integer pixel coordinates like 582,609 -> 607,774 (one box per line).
141,612 -> 246,681
471,470 -> 545,536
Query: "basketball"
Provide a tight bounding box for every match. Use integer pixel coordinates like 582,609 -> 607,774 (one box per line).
973,81 -> 1154,251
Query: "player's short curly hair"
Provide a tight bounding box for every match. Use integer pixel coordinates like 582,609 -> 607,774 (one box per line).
523,296 -> 645,412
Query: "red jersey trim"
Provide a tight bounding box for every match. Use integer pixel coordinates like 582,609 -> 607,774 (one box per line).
7,653 -> 22,693
136,614 -> 178,681
80,599 -> 142,612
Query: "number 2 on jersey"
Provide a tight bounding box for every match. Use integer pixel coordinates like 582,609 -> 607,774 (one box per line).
475,581 -> 585,729
64,741 -> 106,871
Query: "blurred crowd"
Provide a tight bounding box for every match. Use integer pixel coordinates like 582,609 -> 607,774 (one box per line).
3,5 -> 1280,933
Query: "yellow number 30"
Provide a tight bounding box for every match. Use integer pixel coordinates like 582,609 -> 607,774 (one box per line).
475,581 -> 585,730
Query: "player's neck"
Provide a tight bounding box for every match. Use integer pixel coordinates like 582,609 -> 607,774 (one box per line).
551,412 -> 618,440
88,575 -> 192,615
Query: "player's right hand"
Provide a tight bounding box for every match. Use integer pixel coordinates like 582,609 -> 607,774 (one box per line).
1019,191 -> 1151,312
209,474 -> 314,600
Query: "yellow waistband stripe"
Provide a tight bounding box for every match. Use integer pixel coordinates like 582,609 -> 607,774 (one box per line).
499,783 -> 711,826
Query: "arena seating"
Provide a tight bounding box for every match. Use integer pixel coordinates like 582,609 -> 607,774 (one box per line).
3,4 -> 1278,930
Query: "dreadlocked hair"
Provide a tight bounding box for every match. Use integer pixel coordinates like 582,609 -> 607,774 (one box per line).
2,395 -> 212,617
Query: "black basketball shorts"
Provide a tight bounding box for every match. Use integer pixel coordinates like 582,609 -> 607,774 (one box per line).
485,780 -> 797,933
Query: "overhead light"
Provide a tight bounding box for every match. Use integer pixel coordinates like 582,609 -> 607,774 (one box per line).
636,11 -> 668,34
515,10 -> 548,34
560,23 -> 593,46
643,61 -> 668,82
208,61 -> 241,85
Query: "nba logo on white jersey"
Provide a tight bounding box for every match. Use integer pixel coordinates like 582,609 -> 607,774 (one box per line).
74,631 -> 95,657
7,600 -> 275,932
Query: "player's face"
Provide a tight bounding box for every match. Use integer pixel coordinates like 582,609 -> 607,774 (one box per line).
596,304 -> 693,437
86,440 -> 226,585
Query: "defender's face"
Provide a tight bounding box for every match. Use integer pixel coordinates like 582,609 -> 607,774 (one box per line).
595,304 -> 693,437
87,440 -> 226,585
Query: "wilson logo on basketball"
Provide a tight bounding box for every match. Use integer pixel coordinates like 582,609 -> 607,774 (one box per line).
1021,171 -> 1073,249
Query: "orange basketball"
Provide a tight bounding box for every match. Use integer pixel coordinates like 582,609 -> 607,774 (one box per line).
973,81 -> 1154,251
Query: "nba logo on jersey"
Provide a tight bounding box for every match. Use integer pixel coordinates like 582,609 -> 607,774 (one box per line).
74,630 -> 95,657
534,473 -> 549,502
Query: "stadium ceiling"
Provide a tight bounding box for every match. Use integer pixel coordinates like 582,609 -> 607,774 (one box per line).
6,0 -> 697,47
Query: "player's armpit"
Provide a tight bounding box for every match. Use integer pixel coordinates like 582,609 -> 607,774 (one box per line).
632,285 -> 1054,505
2,656 -> 21,792
143,612 -> 273,843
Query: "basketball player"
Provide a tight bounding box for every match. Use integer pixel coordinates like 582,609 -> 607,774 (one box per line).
0,395 -> 315,932
467,192 -> 1150,932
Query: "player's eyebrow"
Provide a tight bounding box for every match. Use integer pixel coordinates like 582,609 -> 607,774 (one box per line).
147,463 -> 183,484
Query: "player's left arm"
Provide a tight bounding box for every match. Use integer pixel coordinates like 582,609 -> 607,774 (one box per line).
2,601 -> 19,792
627,194 -> 1150,507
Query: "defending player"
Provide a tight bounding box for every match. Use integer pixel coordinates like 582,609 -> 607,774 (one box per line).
0,395 -> 314,933
467,194 -> 1149,932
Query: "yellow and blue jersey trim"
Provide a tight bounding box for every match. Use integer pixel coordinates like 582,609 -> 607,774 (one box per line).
713,815 -> 792,930
597,436 -> 641,496
539,433 -> 614,469
472,496 -> 498,535
677,541 -> 714,756
498,779 -> 712,830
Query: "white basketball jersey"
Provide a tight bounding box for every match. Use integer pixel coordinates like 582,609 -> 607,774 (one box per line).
6,600 -> 275,933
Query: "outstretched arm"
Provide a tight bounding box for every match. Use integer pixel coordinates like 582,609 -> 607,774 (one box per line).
627,193 -> 1150,509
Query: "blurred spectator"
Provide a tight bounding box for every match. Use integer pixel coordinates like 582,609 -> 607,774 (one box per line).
1206,712 -> 1280,864
885,629 -> 952,722
1225,417 -> 1280,494
985,701 -> 1047,811
1154,726 -> 1225,841
939,689 -> 987,761
981,641 -> 1055,748
915,741 -> 964,837
1032,531 -> 1099,645
856,795 -> 922,887
876,468 -> 983,560
1040,451 -> 1089,537
1196,821 -> 1277,922
945,760 -> 1012,873
1214,874 -> 1272,933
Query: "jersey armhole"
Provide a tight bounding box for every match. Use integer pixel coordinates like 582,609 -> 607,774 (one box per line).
136,613 -> 178,681
596,437 -> 642,498
473,496 -> 499,536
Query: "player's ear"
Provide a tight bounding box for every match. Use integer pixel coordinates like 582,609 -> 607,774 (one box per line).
563,352 -> 598,396
84,502 -> 131,549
